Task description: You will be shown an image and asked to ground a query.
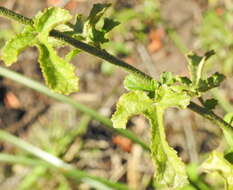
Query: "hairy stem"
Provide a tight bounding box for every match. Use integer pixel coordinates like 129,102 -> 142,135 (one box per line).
0,6 -> 152,81
0,6 -> 233,133
188,102 -> 233,132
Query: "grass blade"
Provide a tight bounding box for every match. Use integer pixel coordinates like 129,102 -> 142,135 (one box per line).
0,66 -> 149,151
0,130 -> 133,190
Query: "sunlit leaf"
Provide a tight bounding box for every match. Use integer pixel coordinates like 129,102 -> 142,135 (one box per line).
223,112 -> 233,149
160,72 -> 176,85
37,43 -> 79,94
124,74 -> 159,92
111,91 -> 153,129
149,107 -> 188,188
201,151 -> 233,190
197,72 -> 225,92
65,49 -> 81,62
1,26 -> 37,66
87,3 -> 111,25
111,91 -> 189,188
156,85 -> 192,109
187,50 -> 215,86
34,7 -> 72,41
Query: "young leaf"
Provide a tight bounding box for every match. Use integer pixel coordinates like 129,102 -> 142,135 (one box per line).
124,74 -> 159,92
148,107 -> 188,188
102,18 -> 120,32
87,3 -> 111,25
223,112 -> 233,149
83,3 -> 115,46
187,50 -> 215,86
1,26 -> 37,66
203,98 -> 218,110
34,7 -> 72,41
201,151 -> 233,190
37,43 -> 79,94
197,72 -> 225,92
111,91 -> 153,129
65,49 -> 81,62
156,85 -> 192,109
160,72 -> 176,85
111,91 -> 189,188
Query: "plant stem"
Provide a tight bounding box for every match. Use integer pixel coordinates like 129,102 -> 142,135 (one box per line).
0,6 -> 152,82
188,102 -> 233,132
0,7 -> 33,25
0,7 -> 232,134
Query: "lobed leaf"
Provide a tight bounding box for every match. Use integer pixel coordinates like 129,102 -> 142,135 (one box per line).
111,91 -> 153,129
223,112 -> 233,149
187,50 -> 215,86
37,43 -> 79,94
124,74 -> 159,92
65,49 -> 81,62
197,72 -> 225,92
87,3 -> 111,25
201,151 -> 233,190
156,85 -> 192,109
102,18 -> 120,32
203,98 -> 218,110
148,107 -> 188,188
160,72 -> 176,86
1,26 -> 37,66
111,91 -> 189,188
34,7 -> 72,41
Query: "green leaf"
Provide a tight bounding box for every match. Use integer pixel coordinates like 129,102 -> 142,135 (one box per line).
201,151 -> 233,190
102,18 -> 120,32
225,152 -> 233,164
87,3 -> 111,25
223,112 -> 233,149
83,3 -> 115,46
124,74 -> 159,92
37,43 -> 79,94
111,91 -> 188,188
197,72 -> 225,92
34,7 -> 72,41
175,76 -> 192,86
187,50 -> 215,86
68,14 -> 84,35
156,85 -> 192,109
203,98 -> 218,110
65,49 -> 81,62
1,26 -> 37,66
111,91 -> 153,129
148,107 -> 188,188
160,72 -> 176,85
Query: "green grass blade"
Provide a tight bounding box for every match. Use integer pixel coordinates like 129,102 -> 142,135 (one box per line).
0,66 -> 149,151
0,130 -> 133,190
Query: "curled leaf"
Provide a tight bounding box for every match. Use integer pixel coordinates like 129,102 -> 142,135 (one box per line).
111,91 -> 189,188
38,43 -> 79,94
203,98 -> 218,110
201,151 -> 233,190
187,50 -> 215,86
111,91 -> 153,129
1,26 -> 37,66
124,74 -> 159,92
34,7 -> 72,41
197,72 -> 225,92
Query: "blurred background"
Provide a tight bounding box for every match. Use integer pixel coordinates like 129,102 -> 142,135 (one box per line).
0,0 -> 233,189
